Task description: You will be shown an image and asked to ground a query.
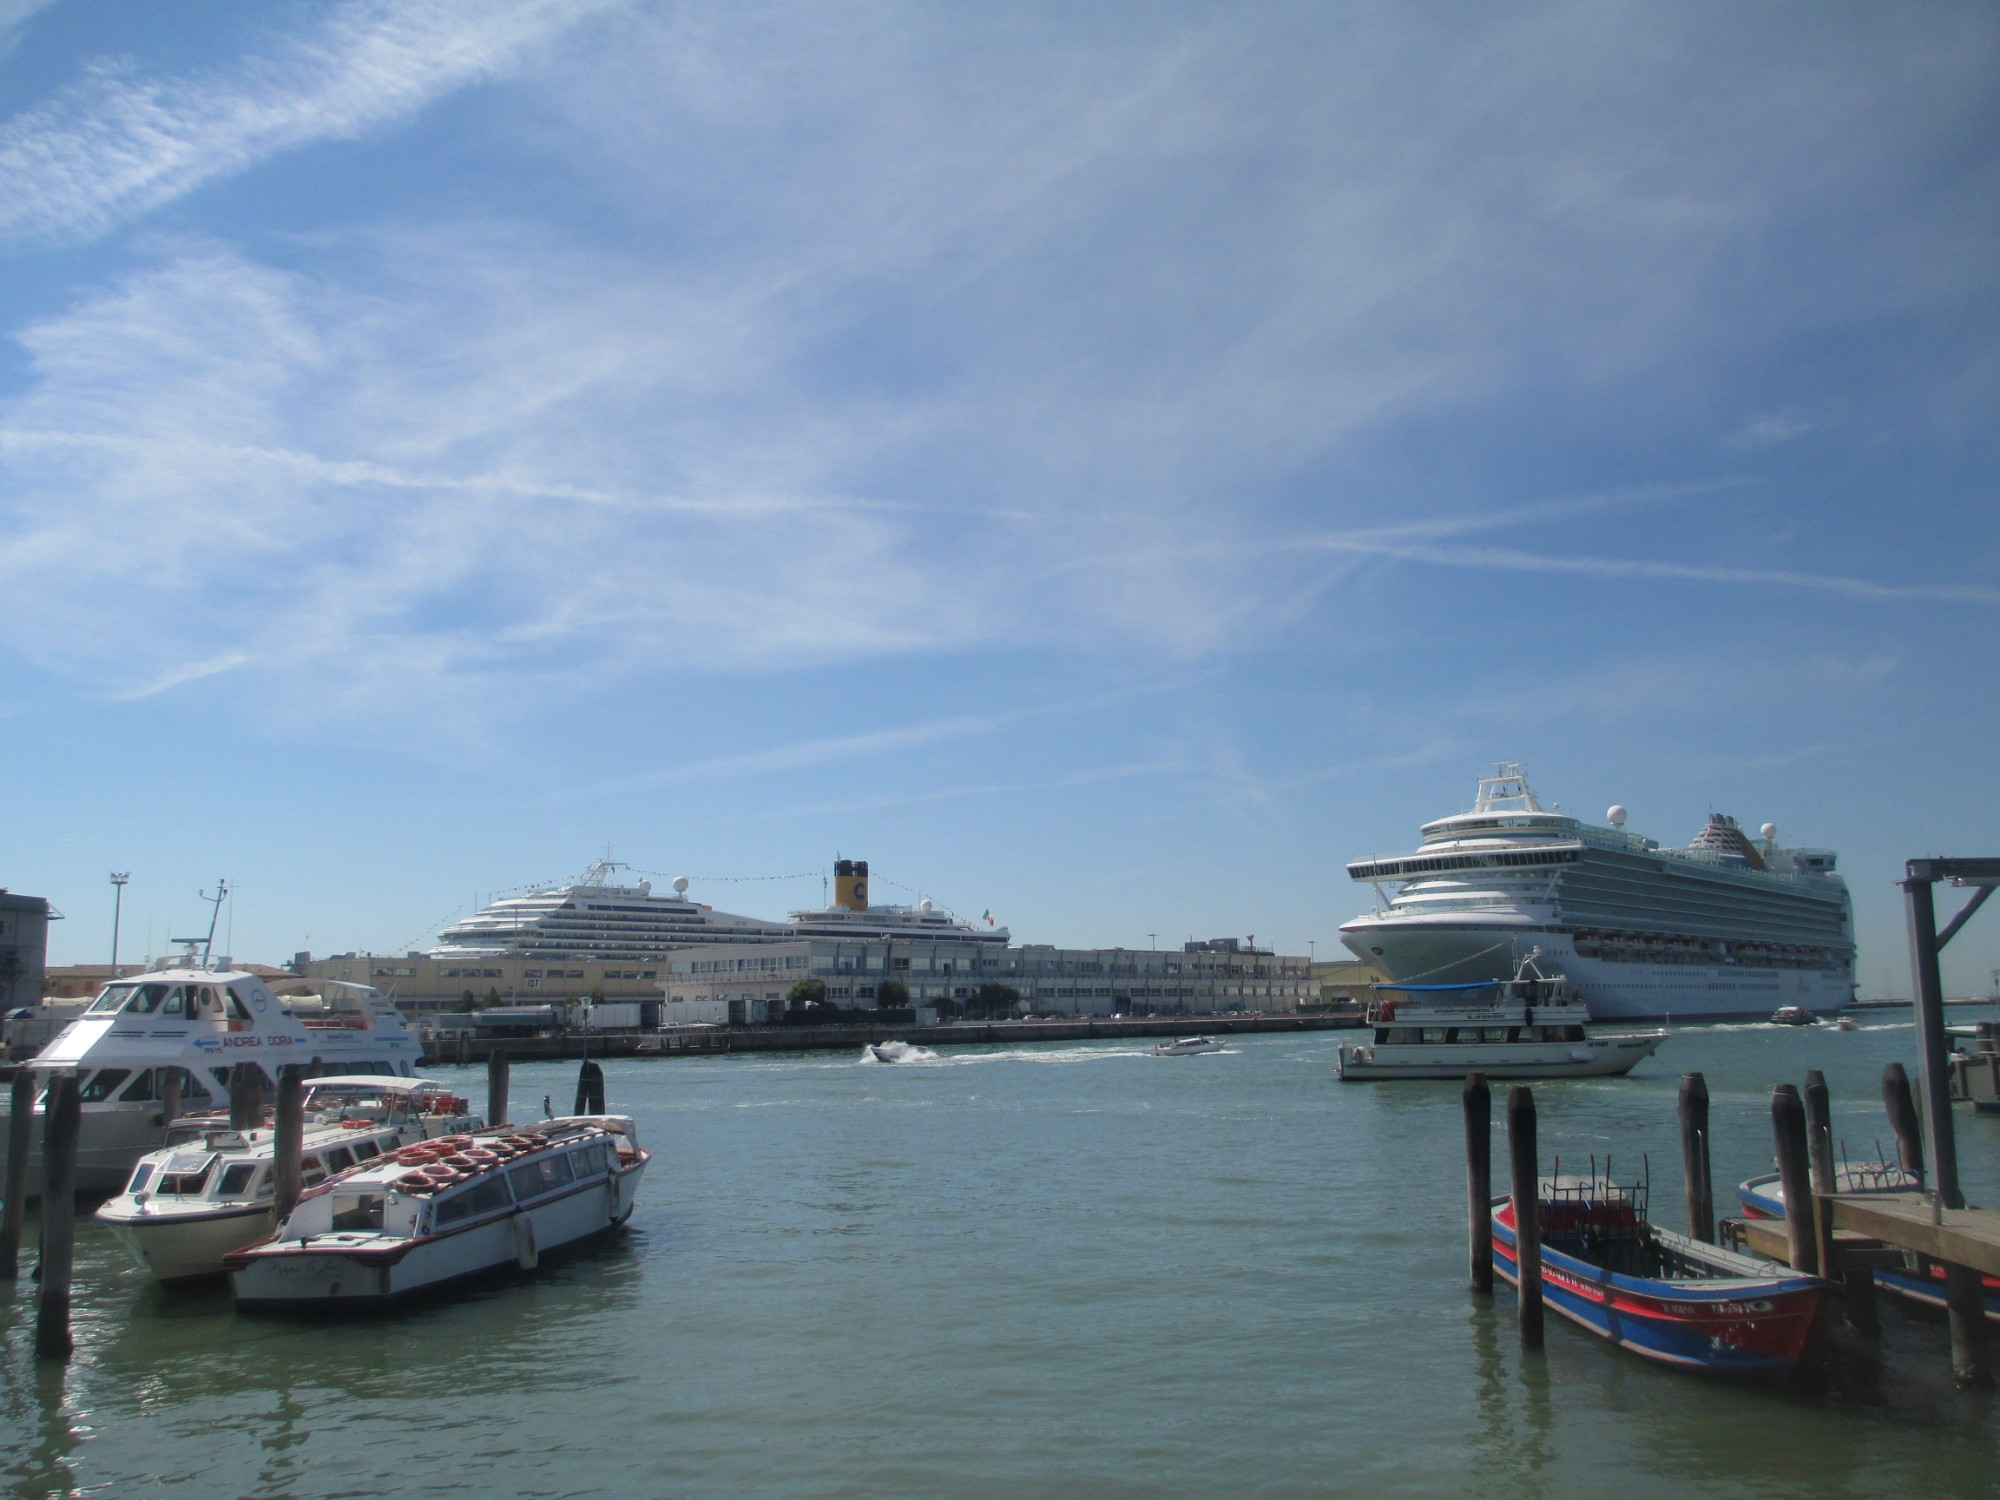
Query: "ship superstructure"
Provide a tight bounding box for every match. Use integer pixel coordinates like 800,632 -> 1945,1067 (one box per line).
1338,764 -> 1853,1020
427,858 -> 1004,963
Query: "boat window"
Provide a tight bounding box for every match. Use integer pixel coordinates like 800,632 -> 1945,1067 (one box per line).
79,1069 -> 132,1103
434,1175 -> 512,1225
157,1152 -> 217,1195
122,984 -> 173,1015
126,1163 -> 155,1195
89,983 -> 140,1014
351,1139 -> 382,1161
571,1142 -> 605,1176
325,1147 -> 355,1173
329,1193 -> 386,1233
225,990 -> 254,1021
117,1069 -> 163,1103
159,986 -> 187,1017
218,1162 -> 259,1196
508,1151 -> 574,1197
300,1157 -> 327,1188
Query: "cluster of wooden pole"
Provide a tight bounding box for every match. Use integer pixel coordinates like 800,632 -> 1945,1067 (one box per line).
1463,1073 -> 1542,1348
0,1071 -> 86,1359
1462,1059 -> 1986,1375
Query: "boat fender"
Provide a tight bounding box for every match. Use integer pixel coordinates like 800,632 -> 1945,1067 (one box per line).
513,1213 -> 538,1271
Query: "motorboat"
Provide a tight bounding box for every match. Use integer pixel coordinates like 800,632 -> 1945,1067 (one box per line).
2,964 -> 421,1198
1335,956 -> 1665,1081
93,1076 -> 481,1283
1770,1006 -> 1819,1026
226,1115 -> 648,1309
1494,1172 -> 1829,1378
1736,1166 -> 2000,1323
1152,1036 -> 1224,1056
862,1040 -> 936,1064
1833,1015 -> 1858,1031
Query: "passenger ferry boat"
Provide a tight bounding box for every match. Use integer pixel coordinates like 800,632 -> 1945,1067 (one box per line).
1494,1171 -> 1830,1378
1340,764 -> 1854,1020
94,1076 -> 481,1283
2,966 -> 421,1197
225,1115 -> 647,1309
1335,958 -> 1665,1080
428,857 -> 1005,962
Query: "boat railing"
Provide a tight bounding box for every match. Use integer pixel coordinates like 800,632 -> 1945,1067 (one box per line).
1537,1159 -> 1649,1242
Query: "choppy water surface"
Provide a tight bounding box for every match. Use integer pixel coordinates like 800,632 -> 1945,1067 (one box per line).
7,1018 -> 2000,1497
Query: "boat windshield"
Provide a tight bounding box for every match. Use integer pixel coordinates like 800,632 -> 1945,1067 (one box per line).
87,982 -> 187,1016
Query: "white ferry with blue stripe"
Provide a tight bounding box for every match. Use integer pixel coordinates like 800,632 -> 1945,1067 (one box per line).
1340,765 -> 1854,1021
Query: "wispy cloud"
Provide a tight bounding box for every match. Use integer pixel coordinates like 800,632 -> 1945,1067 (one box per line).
0,0 -> 622,245
1307,537 -> 2000,606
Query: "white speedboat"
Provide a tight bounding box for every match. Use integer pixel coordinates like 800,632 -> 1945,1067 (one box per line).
1335,959 -> 1665,1081
862,1040 -> 938,1065
226,1115 -> 648,1309
93,1076 -> 481,1284
1153,1036 -> 1224,1056
2,967 -> 422,1198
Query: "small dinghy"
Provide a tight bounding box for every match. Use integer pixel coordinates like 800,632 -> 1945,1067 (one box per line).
1493,1171 -> 1829,1378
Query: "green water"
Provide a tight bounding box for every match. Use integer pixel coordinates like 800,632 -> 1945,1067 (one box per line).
5,1019 -> 2000,1497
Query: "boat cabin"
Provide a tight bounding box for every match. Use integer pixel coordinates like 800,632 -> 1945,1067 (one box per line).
1366,977 -> 1590,1046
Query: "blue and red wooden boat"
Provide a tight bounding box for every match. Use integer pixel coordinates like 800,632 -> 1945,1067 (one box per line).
1493,1175 -> 1829,1377
1737,1167 -> 2000,1322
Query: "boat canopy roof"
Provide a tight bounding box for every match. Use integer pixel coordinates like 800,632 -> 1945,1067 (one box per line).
304,1075 -> 445,1092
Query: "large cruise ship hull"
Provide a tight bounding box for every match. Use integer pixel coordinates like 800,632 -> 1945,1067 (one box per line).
1341,919 -> 1849,1021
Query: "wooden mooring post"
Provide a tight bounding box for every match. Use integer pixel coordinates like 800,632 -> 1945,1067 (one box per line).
228,1063 -> 264,1131
1464,1072 -> 1492,1294
1802,1069 -> 1836,1273
1678,1072 -> 1713,1243
35,1073 -> 81,1360
1,1069 -> 36,1277
1507,1084 -> 1543,1350
1771,1083 -> 1817,1276
271,1066 -> 305,1224
488,1048 -> 510,1128
574,1060 -> 605,1116
1882,1062 -> 1925,1183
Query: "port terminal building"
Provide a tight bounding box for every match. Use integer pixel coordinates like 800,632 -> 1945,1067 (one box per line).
659,936 -> 1316,1026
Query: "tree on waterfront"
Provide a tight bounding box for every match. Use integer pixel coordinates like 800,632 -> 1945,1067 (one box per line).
971,982 -> 1021,1019
876,978 -> 910,1009
484,986 -> 502,1006
786,977 -> 826,1009
457,988 -> 476,1012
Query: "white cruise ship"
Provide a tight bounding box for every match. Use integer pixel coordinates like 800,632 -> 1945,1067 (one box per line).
1338,765 -> 1854,1020
427,858 -> 1005,962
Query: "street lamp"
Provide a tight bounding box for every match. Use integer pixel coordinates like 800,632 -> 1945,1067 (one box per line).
110,872 -> 130,973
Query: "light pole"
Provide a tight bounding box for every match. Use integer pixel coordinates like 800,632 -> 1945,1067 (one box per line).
110,872 -> 130,973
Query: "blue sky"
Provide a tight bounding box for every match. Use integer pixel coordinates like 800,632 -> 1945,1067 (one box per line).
3,1 -> 1996,995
